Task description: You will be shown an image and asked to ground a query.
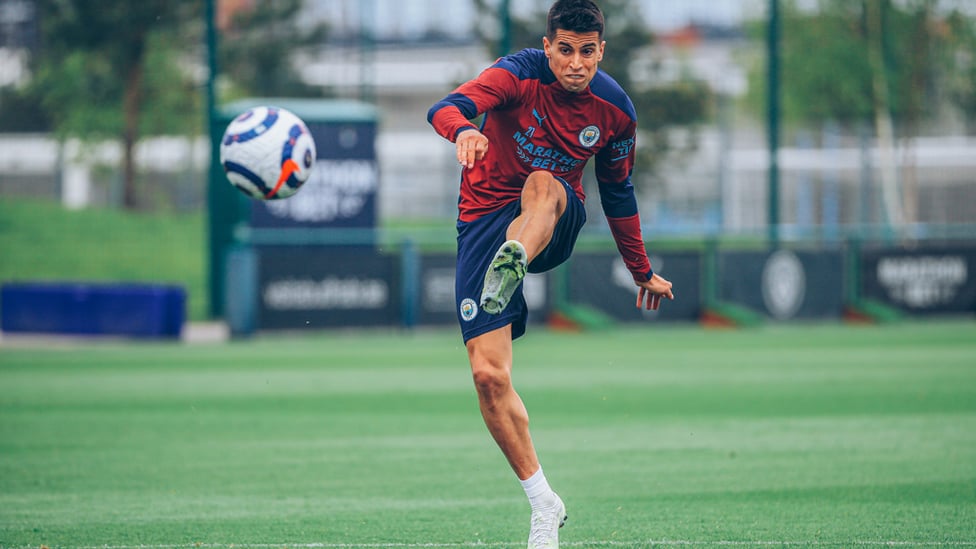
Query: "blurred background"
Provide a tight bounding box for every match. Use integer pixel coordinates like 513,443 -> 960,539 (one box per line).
1,0 -> 974,338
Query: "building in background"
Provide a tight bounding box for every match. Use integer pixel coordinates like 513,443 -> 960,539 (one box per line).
1,0 -> 974,237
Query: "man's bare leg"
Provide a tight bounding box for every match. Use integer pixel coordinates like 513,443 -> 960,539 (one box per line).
466,325 -> 567,548
466,325 -> 539,479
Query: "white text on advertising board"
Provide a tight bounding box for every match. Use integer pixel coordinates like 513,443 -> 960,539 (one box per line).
877,256 -> 967,307
265,159 -> 378,223
263,277 -> 389,310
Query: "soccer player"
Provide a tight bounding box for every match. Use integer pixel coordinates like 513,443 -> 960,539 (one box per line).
427,0 -> 674,547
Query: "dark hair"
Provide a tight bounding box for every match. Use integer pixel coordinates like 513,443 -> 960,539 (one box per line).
546,0 -> 605,39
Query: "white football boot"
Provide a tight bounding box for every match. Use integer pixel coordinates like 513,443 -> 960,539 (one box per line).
527,493 -> 567,549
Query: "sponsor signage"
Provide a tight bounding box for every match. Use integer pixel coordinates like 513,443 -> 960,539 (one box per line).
251,121 -> 378,229
861,247 -> 976,314
257,246 -> 399,329
417,254 -> 457,326
567,252 -> 702,322
718,249 -> 844,320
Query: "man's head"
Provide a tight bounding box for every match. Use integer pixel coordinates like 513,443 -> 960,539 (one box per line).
543,0 -> 606,93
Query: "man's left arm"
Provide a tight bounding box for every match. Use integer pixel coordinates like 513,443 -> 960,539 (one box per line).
596,129 -> 674,310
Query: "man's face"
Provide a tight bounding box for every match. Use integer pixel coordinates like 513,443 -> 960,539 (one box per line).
543,30 -> 605,93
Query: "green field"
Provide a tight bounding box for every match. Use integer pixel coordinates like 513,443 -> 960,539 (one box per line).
1,321 -> 975,548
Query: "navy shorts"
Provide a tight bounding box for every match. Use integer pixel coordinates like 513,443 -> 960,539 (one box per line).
455,176 -> 586,343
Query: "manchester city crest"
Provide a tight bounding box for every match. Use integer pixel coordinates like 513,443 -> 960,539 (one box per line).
460,298 -> 478,321
579,125 -> 600,148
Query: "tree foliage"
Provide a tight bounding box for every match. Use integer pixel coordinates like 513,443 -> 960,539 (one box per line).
744,0 -> 976,134
217,0 -> 328,100
29,0 -> 203,209
943,9 -> 976,131
0,87 -> 50,132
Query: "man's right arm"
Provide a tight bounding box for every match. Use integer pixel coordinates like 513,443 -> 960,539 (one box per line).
427,58 -> 521,142
428,64 -> 519,168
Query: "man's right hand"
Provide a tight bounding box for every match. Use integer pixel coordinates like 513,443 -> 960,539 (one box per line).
456,129 -> 490,169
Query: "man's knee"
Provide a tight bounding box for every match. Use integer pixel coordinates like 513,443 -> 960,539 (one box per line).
522,171 -> 566,214
467,340 -> 512,399
471,363 -> 511,401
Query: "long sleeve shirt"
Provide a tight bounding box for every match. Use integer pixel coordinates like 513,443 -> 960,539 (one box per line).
427,48 -> 652,281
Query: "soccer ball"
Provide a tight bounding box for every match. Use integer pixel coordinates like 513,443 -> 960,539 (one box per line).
220,106 -> 317,200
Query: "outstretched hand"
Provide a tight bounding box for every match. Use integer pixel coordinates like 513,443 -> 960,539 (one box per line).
636,273 -> 674,311
456,129 -> 490,169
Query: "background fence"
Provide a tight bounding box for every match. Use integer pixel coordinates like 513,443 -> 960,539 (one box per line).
1,0 -> 975,336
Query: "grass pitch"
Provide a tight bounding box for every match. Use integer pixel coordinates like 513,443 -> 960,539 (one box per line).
1,321 -> 974,548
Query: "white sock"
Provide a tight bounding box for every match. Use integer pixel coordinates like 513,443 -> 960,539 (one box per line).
520,467 -> 557,510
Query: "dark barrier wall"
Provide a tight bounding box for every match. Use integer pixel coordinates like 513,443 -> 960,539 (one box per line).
257,247 -> 399,329
417,254 -> 458,326
718,249 -> 845,320
567,252 -> 702,322
861,246 -> 976,315
223,243 -> 975,334
418,253 -> 551,327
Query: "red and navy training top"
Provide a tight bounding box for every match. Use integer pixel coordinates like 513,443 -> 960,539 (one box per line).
427,48 -> 652,282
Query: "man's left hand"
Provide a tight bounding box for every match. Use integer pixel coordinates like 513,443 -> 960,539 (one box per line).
636,273 -> 674,311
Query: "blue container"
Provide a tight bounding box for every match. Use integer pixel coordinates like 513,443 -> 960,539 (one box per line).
1,283 -> 185,338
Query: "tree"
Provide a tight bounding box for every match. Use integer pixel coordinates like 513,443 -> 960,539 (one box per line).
31,0 -> 203,209
744,0 -> 975,132
943,9 -> 976,132
472,0 -> 545,58
217,0 -> 328,100
742,0 -> 976,224
0,87 -> 50,132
